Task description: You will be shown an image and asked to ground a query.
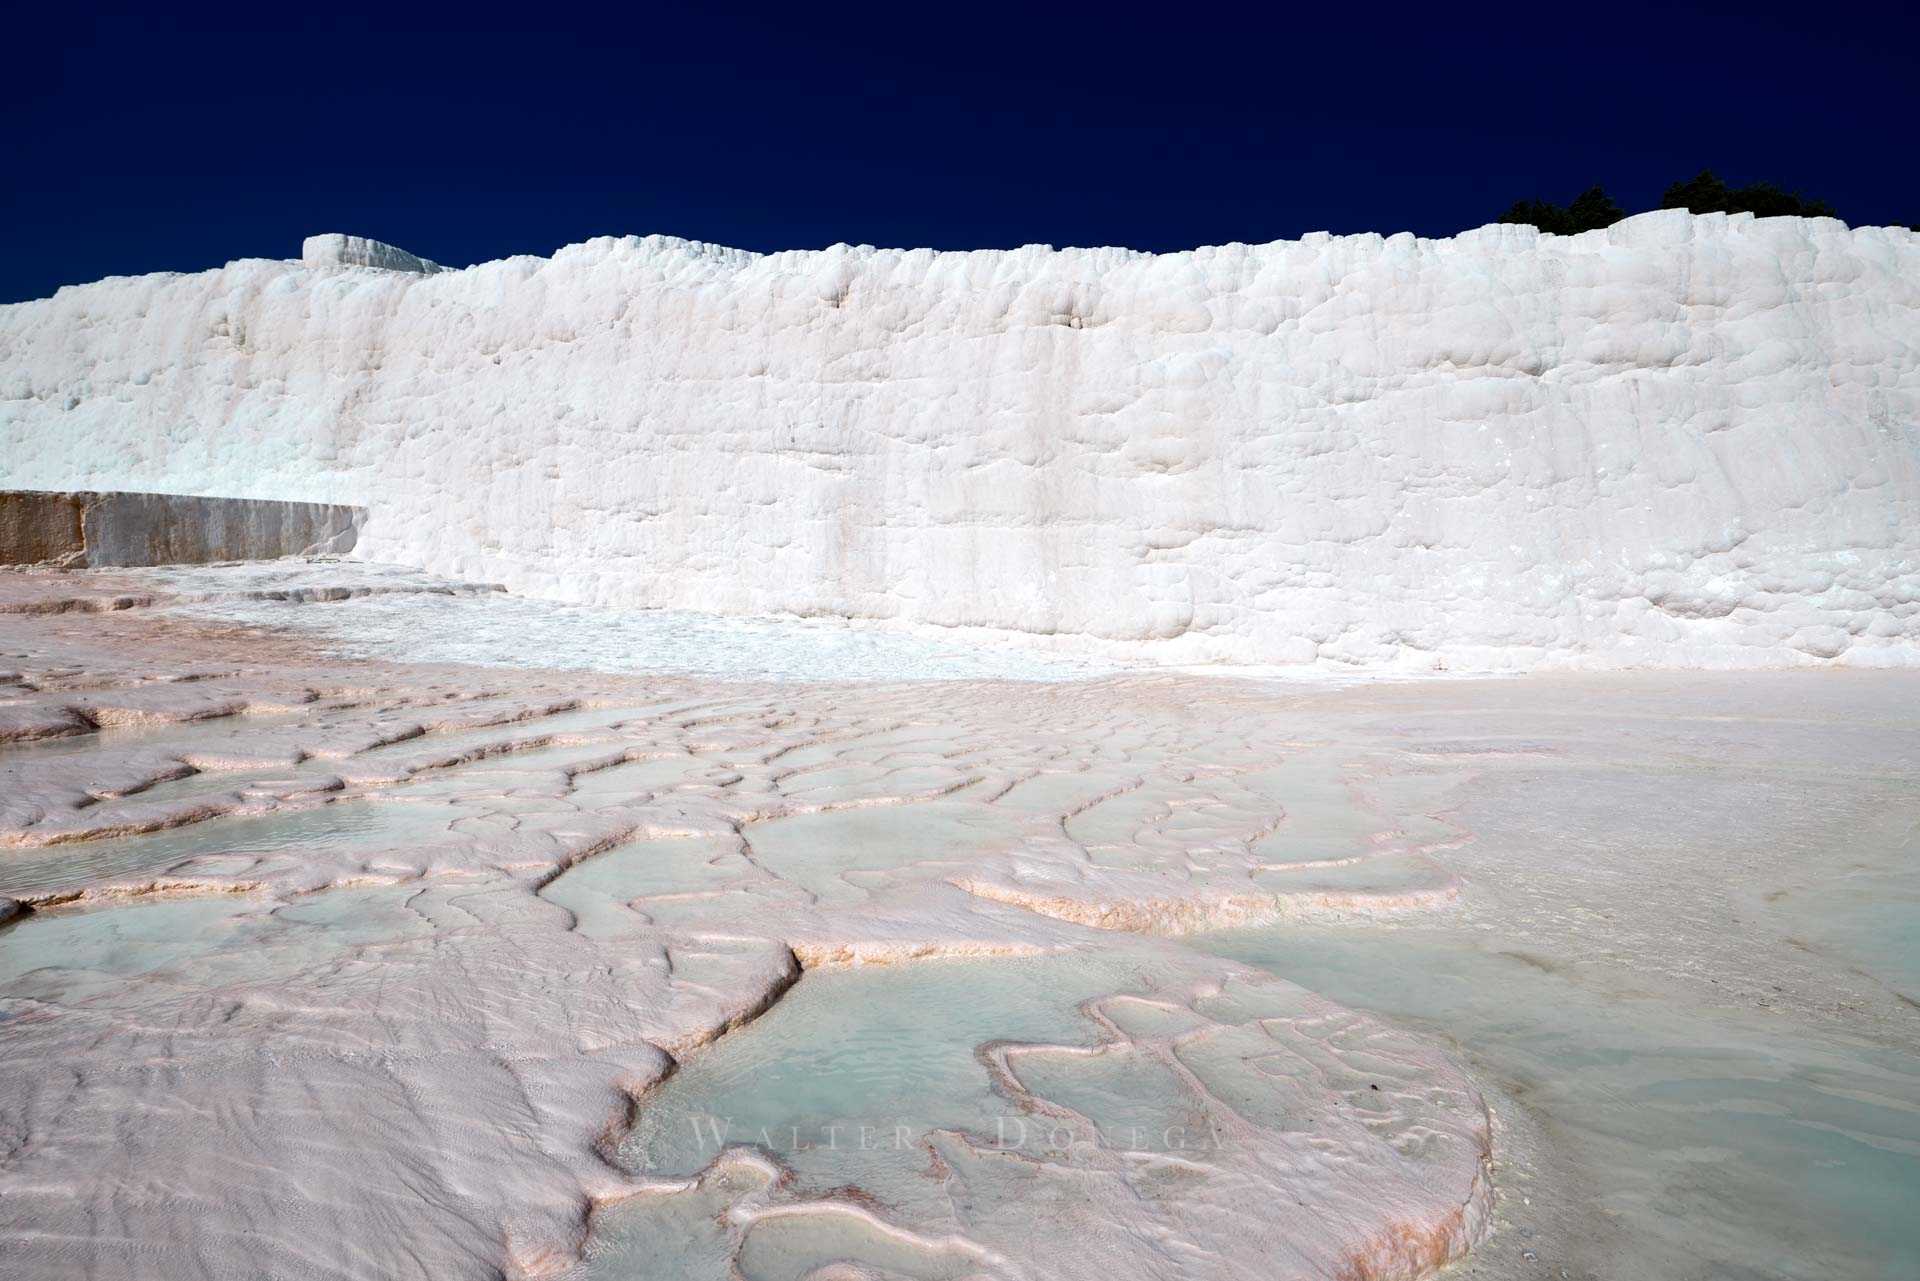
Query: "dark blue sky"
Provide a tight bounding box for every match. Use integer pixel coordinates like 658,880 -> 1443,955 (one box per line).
4,1 -> 1912,304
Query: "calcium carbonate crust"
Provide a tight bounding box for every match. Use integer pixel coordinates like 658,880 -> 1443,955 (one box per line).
2,211 -> 1916,670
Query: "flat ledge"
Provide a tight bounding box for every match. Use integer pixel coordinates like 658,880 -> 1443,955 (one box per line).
0,489 -> 366,568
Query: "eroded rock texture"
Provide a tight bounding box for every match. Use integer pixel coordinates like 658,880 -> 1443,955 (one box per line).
0,570 -> 1493,1281
6,568 -> 1919,1280
0,489 -> 363,567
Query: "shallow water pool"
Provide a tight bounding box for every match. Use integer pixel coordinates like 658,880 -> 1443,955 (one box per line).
1190,926 -> 1920,1280
0,799 -> 453,898
181,590 -> 1124,683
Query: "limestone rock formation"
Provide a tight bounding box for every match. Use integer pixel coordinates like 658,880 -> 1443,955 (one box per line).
0,489 -> 363,567
301,232 -> 444,273
3,213 -> 1915,669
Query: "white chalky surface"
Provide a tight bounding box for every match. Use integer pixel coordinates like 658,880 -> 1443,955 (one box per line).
3,213 -> 1915,670
0,574 -> 1495,1281
177,572 -> 1128,682
3,572 -> 1917,1280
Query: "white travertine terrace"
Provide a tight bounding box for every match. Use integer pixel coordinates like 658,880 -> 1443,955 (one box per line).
0,568 -> 1494,1281
2,214 -> 1915,669
4,567 -> 1918,1280
5,213 -> 1919,1280
300,232 -> 445,274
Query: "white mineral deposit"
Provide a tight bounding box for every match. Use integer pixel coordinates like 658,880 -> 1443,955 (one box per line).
4,217 -> 1915,669
0,216 -> 1915,1281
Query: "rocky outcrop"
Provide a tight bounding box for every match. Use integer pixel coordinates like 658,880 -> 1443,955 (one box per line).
301,233 -> 444,274
0,490 -> 363,567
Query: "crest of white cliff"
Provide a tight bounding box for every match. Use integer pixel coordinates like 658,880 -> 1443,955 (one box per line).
1,211 -> 1916,670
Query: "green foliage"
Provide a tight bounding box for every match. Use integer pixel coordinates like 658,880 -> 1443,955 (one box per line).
1497,186 -> 1625,235
1566,186 -> 1627,229
1660,170 -> 1837,219
1497,172 -> 1848,235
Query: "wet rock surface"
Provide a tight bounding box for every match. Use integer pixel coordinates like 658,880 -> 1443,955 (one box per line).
1,566 -> 1915,1279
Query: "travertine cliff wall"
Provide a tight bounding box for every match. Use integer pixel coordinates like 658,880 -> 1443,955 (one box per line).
2,214 -> 1915,668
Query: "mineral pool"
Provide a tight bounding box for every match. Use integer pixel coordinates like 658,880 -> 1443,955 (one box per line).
2,566 -> 1916,1281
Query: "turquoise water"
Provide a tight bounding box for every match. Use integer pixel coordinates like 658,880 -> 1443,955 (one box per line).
0,894 -> 259,995
1775,873 -> 1920,998
1752,830 -> 1920,1004
587,1161 -> 990,1281
1190,927 -> 1920,1280
589,949 -> 1153,1278
585,920 -> 1920,1280
619,952 -> 1126,1186
0,799 -> 452,898
183,591 -> 1121,683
